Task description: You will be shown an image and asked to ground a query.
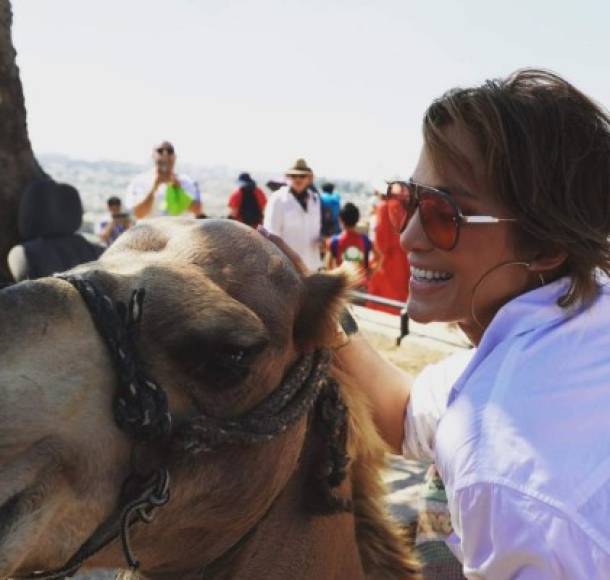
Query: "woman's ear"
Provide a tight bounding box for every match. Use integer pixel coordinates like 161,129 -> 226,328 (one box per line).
529,248 -> 569,275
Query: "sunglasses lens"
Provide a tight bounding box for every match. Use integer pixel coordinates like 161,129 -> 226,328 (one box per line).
419,192 -> 458,250
386,182 -> 412,232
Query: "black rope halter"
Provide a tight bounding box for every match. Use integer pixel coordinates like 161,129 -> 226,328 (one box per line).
13,274 -> 350,579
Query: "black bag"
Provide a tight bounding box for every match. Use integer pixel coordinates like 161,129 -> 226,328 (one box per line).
239,183 -> 263,227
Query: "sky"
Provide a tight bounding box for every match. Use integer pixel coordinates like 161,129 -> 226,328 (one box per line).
11,0 -> 610,182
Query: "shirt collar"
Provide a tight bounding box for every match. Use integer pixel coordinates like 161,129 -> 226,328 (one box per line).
448,276 -> 578,405
482,276 -> 575,347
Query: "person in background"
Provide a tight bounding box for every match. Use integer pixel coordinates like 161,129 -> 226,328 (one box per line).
366,182 -> 410,313
265,179 -> 286,193
263,158 -> 322,271
125,140 -> 202,219
8,181 -> 104,281
367,181 -> 385,242
228,172 -> 267,227
320,182 -> 342,237
97,196 -> 133,246
326,202 -> 375,289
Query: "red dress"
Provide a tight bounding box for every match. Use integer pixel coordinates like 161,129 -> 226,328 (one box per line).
367,199 -> 410,314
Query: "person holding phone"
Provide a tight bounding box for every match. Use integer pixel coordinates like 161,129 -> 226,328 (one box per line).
97,196 -> 133,246
126,141 -> 202,219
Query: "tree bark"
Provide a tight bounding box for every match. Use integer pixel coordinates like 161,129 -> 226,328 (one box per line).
0,0 -> 46,281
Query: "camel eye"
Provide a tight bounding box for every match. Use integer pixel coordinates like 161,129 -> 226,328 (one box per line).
200,343 -> 263,388
166,331 -> 268,387
212,346 -> 248,370
227,349 -> 245,364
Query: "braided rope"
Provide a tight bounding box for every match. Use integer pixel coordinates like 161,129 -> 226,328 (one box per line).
311,376 -> 351,512
57,275 -> 171,441
174,350 -> 351,511
173,350 -> 331,452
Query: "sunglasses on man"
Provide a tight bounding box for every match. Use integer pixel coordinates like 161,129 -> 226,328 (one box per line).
384,180 -> 516,251
156,146 -> 175,155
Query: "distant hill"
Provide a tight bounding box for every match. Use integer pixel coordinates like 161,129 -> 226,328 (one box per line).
38,153 -> 373,220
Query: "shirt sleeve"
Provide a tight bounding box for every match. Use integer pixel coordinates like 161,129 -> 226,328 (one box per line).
402,349 -> 474,462
449,483 -> 610,579
263,193 -> 283,237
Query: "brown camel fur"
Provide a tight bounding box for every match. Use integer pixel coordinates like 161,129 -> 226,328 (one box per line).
0,218 -> 420,579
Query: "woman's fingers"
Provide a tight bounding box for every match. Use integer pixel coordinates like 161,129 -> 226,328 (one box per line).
257,226 -> 309,274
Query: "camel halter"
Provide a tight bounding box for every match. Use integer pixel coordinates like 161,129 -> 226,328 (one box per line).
15,275 -> 349,579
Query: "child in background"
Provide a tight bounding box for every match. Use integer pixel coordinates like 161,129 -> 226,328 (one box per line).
326,203 -> 375,288
97,196 -> 133,246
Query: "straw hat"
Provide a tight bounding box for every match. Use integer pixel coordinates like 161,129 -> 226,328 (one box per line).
285,158 -> 313,176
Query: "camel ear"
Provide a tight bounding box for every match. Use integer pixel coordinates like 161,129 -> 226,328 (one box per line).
294,268 -> 354,349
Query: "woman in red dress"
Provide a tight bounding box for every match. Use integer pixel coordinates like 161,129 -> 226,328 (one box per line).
367,186 -> 410,313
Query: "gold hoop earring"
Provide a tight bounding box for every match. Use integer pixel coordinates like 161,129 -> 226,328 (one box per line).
470,261 -> 533,330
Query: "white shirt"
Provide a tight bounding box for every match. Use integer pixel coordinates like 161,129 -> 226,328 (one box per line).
263,186 -> 322,271
403,276 -> 610,579
125,169 -> 201,217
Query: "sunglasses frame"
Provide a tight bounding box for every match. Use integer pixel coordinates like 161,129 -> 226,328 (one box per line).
385,179 -> 516,250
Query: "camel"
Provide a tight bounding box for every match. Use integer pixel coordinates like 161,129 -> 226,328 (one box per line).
0,218 -> 419,579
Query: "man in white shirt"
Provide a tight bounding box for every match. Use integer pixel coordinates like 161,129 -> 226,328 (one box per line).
125,141 -> 202,219
263,158 -> 322,271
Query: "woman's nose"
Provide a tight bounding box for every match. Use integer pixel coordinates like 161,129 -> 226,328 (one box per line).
400,209 -> 431,252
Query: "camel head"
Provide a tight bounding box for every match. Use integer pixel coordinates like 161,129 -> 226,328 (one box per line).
0,218 -> 417,579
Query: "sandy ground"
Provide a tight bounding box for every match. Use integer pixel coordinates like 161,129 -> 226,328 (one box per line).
76,331 -> 451,579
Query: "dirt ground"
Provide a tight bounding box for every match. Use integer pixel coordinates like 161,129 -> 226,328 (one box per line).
363,330 -> 449,376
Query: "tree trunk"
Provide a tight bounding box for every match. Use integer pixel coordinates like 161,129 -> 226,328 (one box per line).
0,0 -> 46,281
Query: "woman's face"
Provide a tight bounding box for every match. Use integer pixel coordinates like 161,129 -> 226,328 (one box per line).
401,125 -> 536,343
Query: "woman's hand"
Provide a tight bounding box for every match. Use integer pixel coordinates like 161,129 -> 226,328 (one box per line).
258,224 -> 412,453
257,226 -> 309,275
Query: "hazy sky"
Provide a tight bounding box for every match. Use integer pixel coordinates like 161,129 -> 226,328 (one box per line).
12,0 -> 610,181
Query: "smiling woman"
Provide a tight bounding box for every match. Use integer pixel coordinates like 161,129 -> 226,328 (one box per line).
332,69 -> 610,578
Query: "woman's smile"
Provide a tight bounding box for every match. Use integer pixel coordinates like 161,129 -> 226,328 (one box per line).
409,264 -> 454,296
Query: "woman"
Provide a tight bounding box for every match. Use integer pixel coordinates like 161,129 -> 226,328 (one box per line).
366,186 -> 410,313
262,69 -> 610,578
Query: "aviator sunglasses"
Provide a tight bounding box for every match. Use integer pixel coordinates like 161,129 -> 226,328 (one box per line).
384,180 -> 516,251
156,146 -> 175,155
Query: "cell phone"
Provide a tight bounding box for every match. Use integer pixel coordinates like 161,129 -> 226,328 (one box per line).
114,213 -> 129,220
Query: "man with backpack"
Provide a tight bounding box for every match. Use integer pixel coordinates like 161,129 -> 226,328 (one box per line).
228,172 -> 267,227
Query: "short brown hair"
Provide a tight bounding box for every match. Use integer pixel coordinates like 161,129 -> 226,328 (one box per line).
423,69 -> 610,307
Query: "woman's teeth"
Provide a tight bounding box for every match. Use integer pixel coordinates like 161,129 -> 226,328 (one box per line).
411,266 -> 453,282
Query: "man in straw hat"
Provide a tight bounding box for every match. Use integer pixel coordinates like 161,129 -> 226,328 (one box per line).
263,158 -> 323,270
